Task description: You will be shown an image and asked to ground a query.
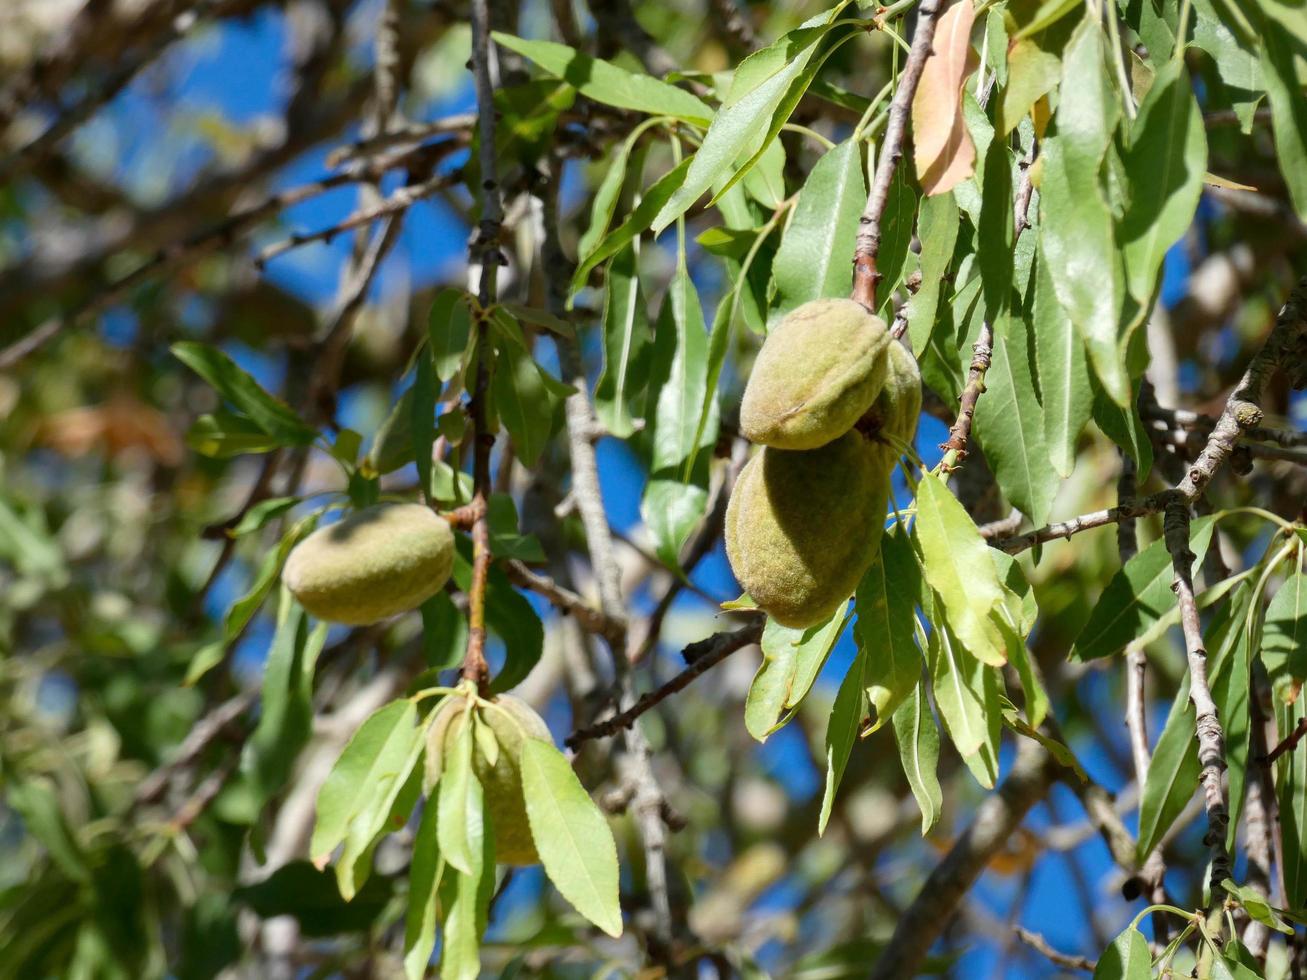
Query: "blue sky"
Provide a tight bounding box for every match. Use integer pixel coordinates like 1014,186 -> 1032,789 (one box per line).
76,5 -> 1274,975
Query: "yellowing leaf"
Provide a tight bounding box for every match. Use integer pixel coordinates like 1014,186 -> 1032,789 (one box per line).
1203,171 -> 1257,191
912,0 -> 980,196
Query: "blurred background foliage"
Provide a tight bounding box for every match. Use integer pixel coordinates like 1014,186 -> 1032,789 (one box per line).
0,0 -> 1305,977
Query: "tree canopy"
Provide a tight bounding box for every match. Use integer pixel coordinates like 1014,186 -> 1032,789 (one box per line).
1,0 -> 1306,977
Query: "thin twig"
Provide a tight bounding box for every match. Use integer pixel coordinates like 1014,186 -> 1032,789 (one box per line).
939,323 -> 994,467
1265,715 -> 1307,765
503,560 -> 625,649
1013,927 -> 1096,972
851,0 -> 946,309
254,169 -> 461,267
565,624 -> 764,748
1163,500 -> 1233,897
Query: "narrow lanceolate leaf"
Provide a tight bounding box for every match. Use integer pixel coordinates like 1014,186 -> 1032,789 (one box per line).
892,683 -> 943,834
335,737 -> 422,901
651,24 -> 830,234
436,711 -> 484,876
646,268 -> 710,473
241,592 -> 327,809
440,831 -> 494,980
491,34 -> 712,126
1260,26 -> 1307,220
410,349 -> 436,502
1092,926 -> 1152,980
1136,678 -> 1201,868
172,342 -> 316,446
593,244 -> 651,438
1037,18 -> 1127,406
1072,517 -> 1215,661
521,738 -> 623,938
996,10 -> 1079,135
1264,572 -> 1307,702
1192,2 -> 1263,133
429,288 -> 474,383
912,0 -> 979,195
571,157 -> 692,294
973,316 -> 1058,526
746,605 -> 847,740
1032,250 -> 1092,476
1119,60 -> 1207,305
976,139 -> 1015,317
1277,694 -> 1307,908
311,700 -> 420,865
855,531 -> 922,733
819,649 -> 867,835
403,804 -> 443,980
905,191 -> 960,353
914,473 -> 1007,666
771,139 -> 866,315
924,623 -> 991,778
876,166 -> 918,312
641,476 -> 708,572
491,344 -> 556,467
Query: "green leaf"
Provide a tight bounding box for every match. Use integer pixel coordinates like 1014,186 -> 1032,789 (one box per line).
997,11 -> 1079,134
492,344 -> 558,467
437,710 -> 484,876
924,621 -> 990,767
1222,880 -> 1295,935
403,804 -> 444,980
1032,248 -> 1092,476
235,861 -> 393,937
491,33 -> 712,126
1192,0 -> 1264,133
593,244 -> 652,438
855,530 -> 923,733
1264,572 -> 1307,702
451,551 -> 545,693
1119,61 -> 1207,304
1092,925 -> 1151,980
521,738 -> 623,938
429,289 -> 474,383
1278,693 -> 1307,907
5,780 -> 91,883
977,140 -> 1016,317
410,349 -> 437,503
1091,377 -> 1154,479
440,834 -> 495,980
819,649 -> 867,835
310,699 -> 420,866
420,591 -> 468,670
905,191 -> 960,353
571,158 -> 692,294
577,137 -> 639,266
641,476 -> 708,572
1072,516 -> 1215,660
1260,18 -> 1307,219
1036,19 -> 1128,405
335,741 -> 422,901
1136,675 -> 1200,864
973,315 -> 1058,526
646,267 -> 710,473
914,473 -> 1008,666
745,605 -> 847,741
240,592 -> 328,810
770,139 -> 866,316
229,497 -> 299,537
651,27 -> 830,234
892,683 -> 943,834
1010,0 -> 1084,39
186,411 -> 282,458
874,165 -> 918,314
173,342 -> 316,446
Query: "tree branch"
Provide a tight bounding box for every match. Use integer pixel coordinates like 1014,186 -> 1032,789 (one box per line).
565,623 -> 764,748
851,0 -> 946,310
460,0 -> 504,690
